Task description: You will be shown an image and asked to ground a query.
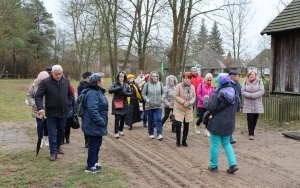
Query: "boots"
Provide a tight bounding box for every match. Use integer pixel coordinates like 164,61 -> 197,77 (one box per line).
44,136 -> 49,146
174,121 -> 182,147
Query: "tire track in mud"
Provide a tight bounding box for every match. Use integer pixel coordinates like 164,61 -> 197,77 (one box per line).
105,133 -> 202,188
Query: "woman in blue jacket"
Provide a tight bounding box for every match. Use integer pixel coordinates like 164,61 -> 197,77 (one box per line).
81,72 -> 108,173
203,73 -> 240,174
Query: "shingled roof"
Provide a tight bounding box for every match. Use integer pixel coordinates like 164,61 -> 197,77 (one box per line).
261,0 -> 300,34
248,49 -> 270,68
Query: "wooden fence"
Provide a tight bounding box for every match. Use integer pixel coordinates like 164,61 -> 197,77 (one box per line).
261,96 -> 300,122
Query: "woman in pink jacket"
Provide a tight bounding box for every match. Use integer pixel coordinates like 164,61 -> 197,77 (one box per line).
194,73 -> 215,137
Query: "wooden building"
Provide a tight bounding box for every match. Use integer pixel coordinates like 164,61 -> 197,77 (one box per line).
261,0 -> 300,94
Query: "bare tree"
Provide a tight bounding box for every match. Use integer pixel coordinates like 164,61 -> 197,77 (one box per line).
221,0 -> 252,61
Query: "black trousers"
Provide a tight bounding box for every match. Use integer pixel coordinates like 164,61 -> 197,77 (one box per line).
162,108 -> 172,126
247,113 -> 259,136
196,108 -> 207,128
115,114 -> 126,134
174,119 -> 189,144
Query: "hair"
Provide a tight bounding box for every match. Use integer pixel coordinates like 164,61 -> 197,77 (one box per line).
190,67 -> 197,71
205,73 -> 213,80
51,65 -> 63,72
182,72 -> 192,79
38,71 -> 49,81
247,70 -> 257,77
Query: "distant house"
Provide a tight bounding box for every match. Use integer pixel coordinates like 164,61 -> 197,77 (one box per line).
188,46 -> 226,76
228,59 -> 247,74
261,0 -> 300,94
247,49 -> 271,76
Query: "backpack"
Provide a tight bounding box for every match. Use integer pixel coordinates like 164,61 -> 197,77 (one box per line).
75,89 -> 90,117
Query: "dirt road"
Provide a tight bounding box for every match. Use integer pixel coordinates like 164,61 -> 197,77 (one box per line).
1,95 -> 300,188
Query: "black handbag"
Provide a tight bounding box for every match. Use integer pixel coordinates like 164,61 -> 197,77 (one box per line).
70,108 -> 80,129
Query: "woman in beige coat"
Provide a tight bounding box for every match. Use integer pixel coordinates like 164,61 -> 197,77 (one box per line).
173,72 -> 196,147
26,71 -> 49,147
241,70 -> 264,140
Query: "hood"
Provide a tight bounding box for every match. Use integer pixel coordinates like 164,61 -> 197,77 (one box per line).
116,71 -> 127,83
218,85 -> 236,105
149,71 -> 159,83
165,75 -> 178,87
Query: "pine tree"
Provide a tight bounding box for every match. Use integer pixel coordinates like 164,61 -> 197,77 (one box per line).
209,21 -> 224,55
197,19 -> 209,51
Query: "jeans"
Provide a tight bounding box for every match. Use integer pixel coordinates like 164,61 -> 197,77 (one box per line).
162,108 -> 172,126
47,117 -> 66,155
87,135 -> 102,168
148,108 -> 162,136
142,102 -> 148,124
210,133 -> 237,168
247,113 -> 259,136
36,118 -> 48,138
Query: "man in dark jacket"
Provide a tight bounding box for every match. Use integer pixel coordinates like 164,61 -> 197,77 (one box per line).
229,70 -> 242,144
204,73 -> 240,174
35,65 -> 73,161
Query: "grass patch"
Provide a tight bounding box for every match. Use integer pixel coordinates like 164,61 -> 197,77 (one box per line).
0,150 -> 127,188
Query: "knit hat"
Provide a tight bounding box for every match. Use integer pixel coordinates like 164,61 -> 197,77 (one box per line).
89,72 -> 104,83
82,71 -> 92,79
127,74 -> 135,79
46,67 -> 52,74
144,74 -> 150,82
216,73 -> 230,89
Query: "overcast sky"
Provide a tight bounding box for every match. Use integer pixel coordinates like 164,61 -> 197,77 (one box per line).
41,0 -> 290,58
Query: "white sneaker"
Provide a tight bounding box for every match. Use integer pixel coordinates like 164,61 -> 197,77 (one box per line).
194,125 -> 200,135
205,129 -> 210,137
119,132 -> 125,136
149,135 -> 154,139
157,134 -> 163,140
115,133 -> 120,138
44,136 -> 49,146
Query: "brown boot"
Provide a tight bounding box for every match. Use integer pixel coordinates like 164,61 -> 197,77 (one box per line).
49,154 -> 57,161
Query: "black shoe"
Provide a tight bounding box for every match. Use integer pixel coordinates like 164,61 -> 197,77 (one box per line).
208,166 -> 219,173
230,140 -> 236,144
143,123 -> 147,127
66,138 -> 70,144
182,142 -> 188,147
129,126 -> 132,130
176,143 -> 181,147
227,165 -> 238,174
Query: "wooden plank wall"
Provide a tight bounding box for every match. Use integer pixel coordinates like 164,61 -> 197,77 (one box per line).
271,30 -> 300,94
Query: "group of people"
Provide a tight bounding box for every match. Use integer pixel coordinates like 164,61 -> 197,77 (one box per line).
26,64 -> 264,174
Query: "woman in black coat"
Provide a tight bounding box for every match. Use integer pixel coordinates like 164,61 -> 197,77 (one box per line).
108,72 -> 132,138
125,74 -> 143,130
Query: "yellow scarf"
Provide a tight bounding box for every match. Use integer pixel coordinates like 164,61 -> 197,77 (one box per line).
127,84 -> 142,104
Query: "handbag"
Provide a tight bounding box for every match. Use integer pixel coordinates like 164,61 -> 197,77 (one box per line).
114,99 -> 124,109
70,108 -> 80,129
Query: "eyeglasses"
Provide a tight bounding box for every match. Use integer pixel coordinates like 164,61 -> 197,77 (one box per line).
206,80 -> 212,82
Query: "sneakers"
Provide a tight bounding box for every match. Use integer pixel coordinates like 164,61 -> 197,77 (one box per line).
119,132 -> 124,136
208,166 -> 219,173
149,135 -> 154,139
95,163 -> 102,170
157,134 -> 163,140
227,165 -> 238,174
194,125 -> 200,135
44,136 -> 49,146
115,133 -> 120,138
205,129 -> 210,137
85,166 -> 100,173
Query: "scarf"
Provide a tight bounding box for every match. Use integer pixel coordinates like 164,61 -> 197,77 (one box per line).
127,84 -> 142,104
182,83 -> 192,101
